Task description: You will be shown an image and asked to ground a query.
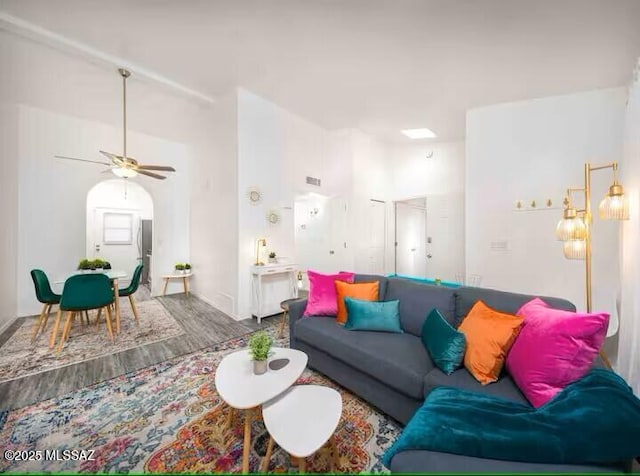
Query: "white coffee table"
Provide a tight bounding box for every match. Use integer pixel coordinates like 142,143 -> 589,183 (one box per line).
215,347 -> 308,473
261,385 -> 342,473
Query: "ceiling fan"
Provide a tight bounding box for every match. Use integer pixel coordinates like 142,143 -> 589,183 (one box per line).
55,68 -> 176,180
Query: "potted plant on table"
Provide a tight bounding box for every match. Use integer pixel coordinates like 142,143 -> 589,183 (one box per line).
184,263 -> 192,274
78,258 -> 92,272
175,263 -> 185,274
249,331 -> 273,375
268,252 -> 277,264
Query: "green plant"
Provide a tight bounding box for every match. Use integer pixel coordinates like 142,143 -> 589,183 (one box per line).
184,263 -> 192,270
249,331 -> 273,361
268,252 -> 276,258
175,263 -> 185,271
78,258 -> 92,270
93,258 -> 107,268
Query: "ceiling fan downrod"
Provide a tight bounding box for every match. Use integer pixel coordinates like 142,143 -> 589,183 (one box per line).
118,68 -> 131,161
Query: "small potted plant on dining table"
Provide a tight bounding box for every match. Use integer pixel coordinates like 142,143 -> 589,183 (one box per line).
249,331 -> 273,375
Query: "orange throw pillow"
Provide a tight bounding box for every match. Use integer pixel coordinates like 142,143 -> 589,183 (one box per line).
335,281 -> 379,325
458,300 -> 524,385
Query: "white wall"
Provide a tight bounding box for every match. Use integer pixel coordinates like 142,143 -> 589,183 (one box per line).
16,105 -> 190,315
0,102 -> 19,333
189,91 -> 238,317
1,31 -> 236,318
387,141 -> 466,279
237,89 -> 349,318
619,61 -> 640,394
466,88 -> 627,315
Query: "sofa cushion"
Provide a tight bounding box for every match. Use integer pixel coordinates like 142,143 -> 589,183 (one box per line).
353,274 -> 389,300
295,316 -> 434,399
423,367 -> 529,405
335,280 -> 379,325
387,450 -> 625,473
507,298 -> 609,408
421,308 -> 466,375
344,298 -> 403,333
458,301 -> 524,385
385,278 -> 456,336
303,270 -> 354,317
454,287 -> 575,328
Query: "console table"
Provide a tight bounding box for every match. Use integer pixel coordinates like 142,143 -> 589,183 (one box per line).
251,264 -> 298,323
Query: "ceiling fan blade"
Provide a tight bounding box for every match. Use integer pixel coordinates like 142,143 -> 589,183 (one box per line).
99,150 -> 125,166
55,155 -> 110,166
137,169 -> 167,180
135,165 -> 176,172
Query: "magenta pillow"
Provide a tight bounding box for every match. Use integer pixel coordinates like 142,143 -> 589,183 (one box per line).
506,298 -> 609,408
303,270 -> 355,317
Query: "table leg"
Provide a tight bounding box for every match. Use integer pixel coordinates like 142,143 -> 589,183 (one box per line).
261,435 -> 274,472
278,310 -> 287,338
182,276 -> 188,296
242,408 -> 252,473
330,436 -> 340,471
225,406 -> 235,430
298,457 -> 306,474
162,277 -> 169,296
113,278 -> 121,334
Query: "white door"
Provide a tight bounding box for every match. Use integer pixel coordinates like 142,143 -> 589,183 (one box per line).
395,201 -> 427,278
90,208 -> 141,275
328,196 -> 349,271
365,200 -> 386,274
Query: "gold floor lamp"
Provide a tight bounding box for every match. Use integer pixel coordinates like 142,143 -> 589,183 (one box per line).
555,162 -> 629,369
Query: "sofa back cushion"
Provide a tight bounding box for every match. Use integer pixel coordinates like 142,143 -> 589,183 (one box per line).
454,287 -> 575,328
385,278 -> 456,336
353,274 -> 389,300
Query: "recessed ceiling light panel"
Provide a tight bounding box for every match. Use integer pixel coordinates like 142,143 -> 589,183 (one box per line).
401,128 -> 437,139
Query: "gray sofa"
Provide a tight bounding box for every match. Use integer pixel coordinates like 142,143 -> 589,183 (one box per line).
288,274 -> 629,473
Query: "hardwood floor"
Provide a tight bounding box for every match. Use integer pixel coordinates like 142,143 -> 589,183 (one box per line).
0,292 -> 282,410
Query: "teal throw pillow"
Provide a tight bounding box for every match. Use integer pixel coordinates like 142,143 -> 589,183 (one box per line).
344,298 -> 403,333
421,308 -> 466,375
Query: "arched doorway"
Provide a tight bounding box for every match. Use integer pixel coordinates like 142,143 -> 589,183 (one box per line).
86,180 -> 154,292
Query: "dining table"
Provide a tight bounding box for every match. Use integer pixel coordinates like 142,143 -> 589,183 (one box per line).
55,269 -> 128,334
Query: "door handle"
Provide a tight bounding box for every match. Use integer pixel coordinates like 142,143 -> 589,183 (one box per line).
427,254 -> 433,259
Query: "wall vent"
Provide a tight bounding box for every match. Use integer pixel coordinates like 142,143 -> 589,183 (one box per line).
306,176 -> 321,187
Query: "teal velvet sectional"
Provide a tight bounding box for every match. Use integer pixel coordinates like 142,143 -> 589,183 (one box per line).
288,274 -> 634,473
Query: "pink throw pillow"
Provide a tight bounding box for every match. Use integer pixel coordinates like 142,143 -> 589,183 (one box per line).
506,298 -> 609,408
303,270 -> 355,317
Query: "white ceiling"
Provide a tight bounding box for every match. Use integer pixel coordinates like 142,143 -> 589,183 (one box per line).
2,0 -> 640,142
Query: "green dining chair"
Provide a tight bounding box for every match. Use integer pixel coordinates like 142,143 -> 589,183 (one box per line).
119,264 -> 143,325
50,274 -> 115,353
30,269 -> 62,343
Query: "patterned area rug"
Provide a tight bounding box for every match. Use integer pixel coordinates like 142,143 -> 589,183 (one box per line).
0,327 -> 400,473
0,299 -> 185,383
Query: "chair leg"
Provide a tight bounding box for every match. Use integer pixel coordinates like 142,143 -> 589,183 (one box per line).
95,308 -> 102,325
261,435 -> 274,472
42,304 -> 53,332
84,310 -> 90,326
56,311 -> 74,354
104,306 -> 115,343
49,308 -> 63,349
278,310 -> 288,339
31,304 -> 48,342
128,294 -> 140,324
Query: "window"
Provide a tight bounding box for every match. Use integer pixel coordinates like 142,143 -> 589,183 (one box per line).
103,212 -> 133,244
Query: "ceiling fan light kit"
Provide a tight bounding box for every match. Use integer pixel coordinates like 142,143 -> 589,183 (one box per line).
54,68 -> 177,181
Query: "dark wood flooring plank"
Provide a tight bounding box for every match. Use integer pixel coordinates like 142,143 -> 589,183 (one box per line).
0,293 -> 282,410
